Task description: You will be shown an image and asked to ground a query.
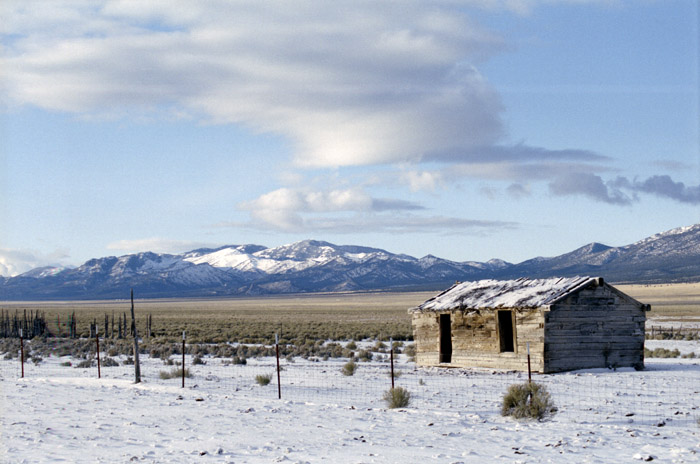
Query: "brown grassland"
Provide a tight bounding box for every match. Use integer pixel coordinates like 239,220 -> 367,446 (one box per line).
2,282 -> 699,344
0,292 -> 435,343
617,282 -> 700,318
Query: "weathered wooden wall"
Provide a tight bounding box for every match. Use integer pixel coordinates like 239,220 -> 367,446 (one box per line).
411,308 -> 546,372
543,284 -> 646,373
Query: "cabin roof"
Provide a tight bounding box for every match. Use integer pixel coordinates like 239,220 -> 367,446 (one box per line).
410,276 -> 597,312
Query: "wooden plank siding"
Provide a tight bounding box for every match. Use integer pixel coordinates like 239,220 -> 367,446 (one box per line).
542,285 -> 646,373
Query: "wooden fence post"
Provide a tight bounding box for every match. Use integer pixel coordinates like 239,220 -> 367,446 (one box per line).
390,337 -> 395,390
182,331 -> 186,388
20,328 -> 24,379
130,289 -> 141,384
527,342 -> 532,383
96,327 -> 101,379
275,333 -> 281,400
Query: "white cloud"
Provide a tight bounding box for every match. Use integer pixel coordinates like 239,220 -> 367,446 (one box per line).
239,186 -> 426,232
242,187 -> 373,214
221,213 -> 517,235
401,170 -> 444,192
2,0 -> 506,167
0,248 -> 70,277
106,238 -> 215,255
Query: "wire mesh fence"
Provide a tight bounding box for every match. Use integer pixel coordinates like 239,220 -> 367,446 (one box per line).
1,338 -> 698,428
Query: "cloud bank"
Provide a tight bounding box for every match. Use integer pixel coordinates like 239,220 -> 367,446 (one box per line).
2,0 -> 695,245
2,0 -> 508,167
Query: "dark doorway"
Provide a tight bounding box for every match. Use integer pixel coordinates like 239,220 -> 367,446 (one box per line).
498,311 -> 515,352
439,314 -> 452,363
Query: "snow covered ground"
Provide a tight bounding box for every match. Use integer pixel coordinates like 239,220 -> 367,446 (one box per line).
1,340 -> 699,463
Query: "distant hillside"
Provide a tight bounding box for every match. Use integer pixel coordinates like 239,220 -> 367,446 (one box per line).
1,224 -> 698,300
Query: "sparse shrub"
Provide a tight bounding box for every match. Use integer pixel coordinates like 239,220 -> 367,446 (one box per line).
681,352 -> 696,359
346,341 -> 357,350
341,360 -> 357,376
232,356 -> 247,365
159,368 -> 192,380
107,348 -> 119,357
60,361 -> 72,367
75,359 -> 94,368
383,387 -> 411,409
124,356 -> 134,365
373,341 -> 387,352
255,373 -> 272,386
101,357 -> 119,367
192,356 -> 205,365
403,344 -> 416,361
644,348 -> 681,358
357,349 -> 373,362
501,382 -> 556,421
31,356 -> 43,365
389,369 -> 402,379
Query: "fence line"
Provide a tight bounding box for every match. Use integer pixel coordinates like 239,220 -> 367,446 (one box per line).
1,338 -> 698,428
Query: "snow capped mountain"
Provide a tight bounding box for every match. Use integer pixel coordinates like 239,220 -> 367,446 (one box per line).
1,224 -> 698,300
184,240 -> 401,275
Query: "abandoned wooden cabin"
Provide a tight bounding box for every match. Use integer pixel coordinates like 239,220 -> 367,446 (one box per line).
409,276 -> 650,373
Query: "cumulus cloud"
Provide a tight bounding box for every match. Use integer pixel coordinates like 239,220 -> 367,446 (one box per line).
548,173 -> 632,205
239,187 -> 426,231
2,0 -> 508,167
622,175 -> 700,205
401,170 -> 444,192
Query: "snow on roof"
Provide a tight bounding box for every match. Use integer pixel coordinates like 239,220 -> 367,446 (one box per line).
410,276 -> 596,312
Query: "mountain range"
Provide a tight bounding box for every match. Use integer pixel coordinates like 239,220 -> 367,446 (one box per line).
1,224 -> 699,300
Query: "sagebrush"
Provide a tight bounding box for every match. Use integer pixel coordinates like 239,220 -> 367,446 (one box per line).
255,373 -> 272,386
383,387 -> 411,409
341,360 -> 357,376
159,368 -> 192,380
501,382 -> 556,421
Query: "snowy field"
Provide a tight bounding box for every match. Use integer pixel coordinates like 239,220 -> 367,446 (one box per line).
1,340 -> 699,463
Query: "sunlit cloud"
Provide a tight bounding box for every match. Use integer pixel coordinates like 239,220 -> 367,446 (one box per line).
238,187 -> 426,232
2,0 -> 507,167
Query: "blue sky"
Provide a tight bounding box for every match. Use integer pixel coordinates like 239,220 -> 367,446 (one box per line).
1,0 -> 698,277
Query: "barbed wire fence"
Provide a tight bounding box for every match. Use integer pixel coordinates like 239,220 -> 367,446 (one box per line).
0,336 -> 697,428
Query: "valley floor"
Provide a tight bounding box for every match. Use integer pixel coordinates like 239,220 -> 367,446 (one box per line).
1,339 -> 699,463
